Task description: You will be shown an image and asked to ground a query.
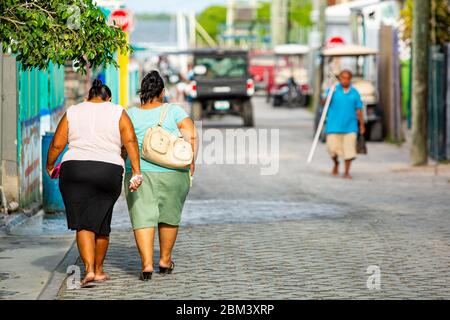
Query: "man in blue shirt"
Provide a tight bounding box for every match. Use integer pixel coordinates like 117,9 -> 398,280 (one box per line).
323,70 -> 365,179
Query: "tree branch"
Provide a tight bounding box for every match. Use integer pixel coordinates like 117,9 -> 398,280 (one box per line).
0,16 -> 27,28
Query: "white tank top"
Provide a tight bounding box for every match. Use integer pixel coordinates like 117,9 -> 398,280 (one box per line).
62,101 -> 124,167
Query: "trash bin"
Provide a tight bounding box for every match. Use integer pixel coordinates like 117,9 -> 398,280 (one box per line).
42,132 -> 67,213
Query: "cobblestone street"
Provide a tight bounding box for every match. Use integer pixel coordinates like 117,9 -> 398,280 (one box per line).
57,97 -> 450,299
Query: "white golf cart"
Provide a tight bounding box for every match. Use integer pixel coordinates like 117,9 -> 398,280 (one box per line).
271,44 -> 312,108
320,44 -> 384,141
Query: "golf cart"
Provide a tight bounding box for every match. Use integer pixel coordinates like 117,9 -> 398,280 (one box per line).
317,44 -> 384,141
249,50 -> 276,95
270,44 -> 312,108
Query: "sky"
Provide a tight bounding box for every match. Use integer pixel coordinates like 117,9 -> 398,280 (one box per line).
124,0 -> 227,14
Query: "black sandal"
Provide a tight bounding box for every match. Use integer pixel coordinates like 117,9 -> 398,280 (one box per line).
139,271 -> 153,281
159,261 -> 175,275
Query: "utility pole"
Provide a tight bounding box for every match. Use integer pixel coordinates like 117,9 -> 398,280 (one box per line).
312,0 -> 327,113
226,0 -> 235,48
271,0 -> 289,46
411,0 -> 430,165
287,0 -> 291,43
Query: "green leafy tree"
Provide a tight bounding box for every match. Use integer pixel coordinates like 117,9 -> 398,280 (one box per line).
257,1 -> 271,22
196,5 -> 227,43
196,1 -> 313,44
401,0 -> 450,45
289,0 -> 313,28
0,0 -> 131,73
256,0 -> 312,27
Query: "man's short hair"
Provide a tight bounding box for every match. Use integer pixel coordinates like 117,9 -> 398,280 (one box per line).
339,70 -> 353,78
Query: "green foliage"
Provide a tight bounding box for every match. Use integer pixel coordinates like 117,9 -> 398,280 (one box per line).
257,1 -> 271,22
0,0 -> 131,73
135,12 -> 172,21
401,0 -> 450,45
289,0 -> 313,28
196,5 -> 227,42
255,0 -> 313,26
196,1 -> 313,43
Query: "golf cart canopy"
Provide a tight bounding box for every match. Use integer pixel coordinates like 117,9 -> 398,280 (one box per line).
322,45 -> 378,57
274,44 -> 310,56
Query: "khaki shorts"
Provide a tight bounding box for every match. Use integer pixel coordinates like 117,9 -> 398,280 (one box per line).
326,133 -> 357,160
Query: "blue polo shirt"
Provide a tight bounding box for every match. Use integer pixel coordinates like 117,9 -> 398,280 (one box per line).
324,84 -> 363,134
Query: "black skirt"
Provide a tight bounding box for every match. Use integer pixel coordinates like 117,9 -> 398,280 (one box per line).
59,160 -> 123,236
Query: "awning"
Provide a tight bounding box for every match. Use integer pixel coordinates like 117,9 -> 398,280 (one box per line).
274,44 -> 310,55
322,45 -> 378,57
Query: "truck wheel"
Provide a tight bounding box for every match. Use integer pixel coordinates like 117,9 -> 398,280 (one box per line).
191,102 -> 202,121
242,100 -> 254,127
368,120 -> 384,141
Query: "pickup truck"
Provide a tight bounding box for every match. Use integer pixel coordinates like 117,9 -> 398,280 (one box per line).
189,49 -> 255,127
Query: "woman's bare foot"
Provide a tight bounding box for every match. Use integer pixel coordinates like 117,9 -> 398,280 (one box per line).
81,272 -> 96,286
332,165 -> 339,176
343,174 -> 353,180
94,272 -> 111,282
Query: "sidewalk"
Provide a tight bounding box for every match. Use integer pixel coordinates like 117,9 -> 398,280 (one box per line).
55,98 -> 450,300
0,227 -> 74,300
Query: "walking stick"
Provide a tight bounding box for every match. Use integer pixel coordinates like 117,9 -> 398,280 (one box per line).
307,84 -> 336,164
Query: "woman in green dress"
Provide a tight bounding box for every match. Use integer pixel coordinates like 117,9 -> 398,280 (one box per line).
124,71 -> 197,281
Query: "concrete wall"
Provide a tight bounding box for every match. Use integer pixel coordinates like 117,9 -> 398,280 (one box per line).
0,54 -> 19,203
64,62 -> 88,107
18,116 -> 40,206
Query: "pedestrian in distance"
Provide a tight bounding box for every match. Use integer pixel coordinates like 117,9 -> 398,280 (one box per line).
122,71 -> 197,281
322,70 -> 366,179
46,79 -> 143,286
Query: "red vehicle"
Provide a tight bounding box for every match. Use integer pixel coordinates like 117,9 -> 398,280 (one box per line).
249,51 -> 276,97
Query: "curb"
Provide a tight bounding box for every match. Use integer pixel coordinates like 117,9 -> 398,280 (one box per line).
3,202 -> 42,234
37,240 -> 79,300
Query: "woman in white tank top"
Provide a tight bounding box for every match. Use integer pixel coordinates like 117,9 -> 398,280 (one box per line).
46,79 -> 143,286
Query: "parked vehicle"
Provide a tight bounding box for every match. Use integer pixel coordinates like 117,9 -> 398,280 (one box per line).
270,44 -> 312,108
316,44 -> 384,142
249,50 -> 276,95
189,49 -> 255,127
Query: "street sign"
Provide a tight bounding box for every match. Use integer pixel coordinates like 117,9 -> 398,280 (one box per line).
109,9 -> 134,32
326,36 -> 345,49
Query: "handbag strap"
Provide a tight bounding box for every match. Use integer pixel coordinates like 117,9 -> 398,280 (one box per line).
158,104 -> 170,127
157,104 -> 183,138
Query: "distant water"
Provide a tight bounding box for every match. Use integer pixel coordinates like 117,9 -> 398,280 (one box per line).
130,19 -> 178,45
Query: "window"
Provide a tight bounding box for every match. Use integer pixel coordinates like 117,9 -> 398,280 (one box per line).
195,56 -> 247,79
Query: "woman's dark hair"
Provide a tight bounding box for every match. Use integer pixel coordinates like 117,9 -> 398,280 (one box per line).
139,70 -> 165,104
88,79 -> 112,101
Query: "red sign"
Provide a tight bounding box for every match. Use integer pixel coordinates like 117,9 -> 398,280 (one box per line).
326,36 -> 345,49
109,9 -> 134,32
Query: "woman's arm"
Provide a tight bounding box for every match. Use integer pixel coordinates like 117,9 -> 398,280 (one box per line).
178,117 -> 198,176
121,146 -> 128,161
46,113 -> 68,176
119,111 -> 142,190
